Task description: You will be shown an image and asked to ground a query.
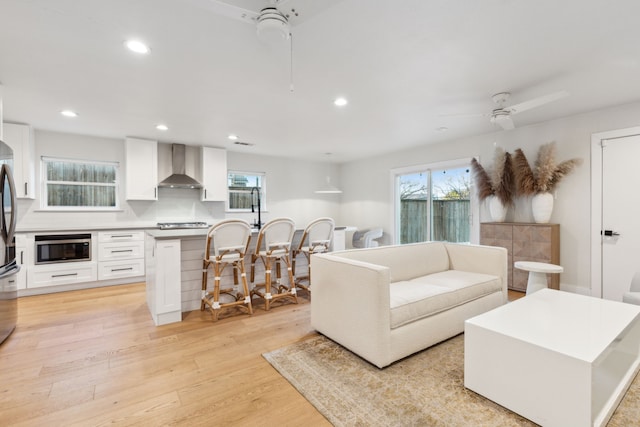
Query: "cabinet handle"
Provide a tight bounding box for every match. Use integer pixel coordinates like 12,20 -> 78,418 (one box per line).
20,251 -> 23,264
204,189 -> 207,199
154,187 -> 157,198
52,273 -> 78,278
111,267 -> 134,272
111,234 -> 133,238
111,249 -> 133,253
25,182 -> 28,196
8,280 -> 15,284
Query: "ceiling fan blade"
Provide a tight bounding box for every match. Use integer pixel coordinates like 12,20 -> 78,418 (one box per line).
439,112 -> 489,119
189,0 -> 258,24
274,0 -> 293,7
491,114 -> 515,130
505,90 -> 569,115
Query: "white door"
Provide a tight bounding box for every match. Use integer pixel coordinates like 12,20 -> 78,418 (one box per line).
601,135 -> 640,301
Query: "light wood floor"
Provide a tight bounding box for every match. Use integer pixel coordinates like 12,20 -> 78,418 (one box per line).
1,284 -> 329,426
2,285 -> 526,426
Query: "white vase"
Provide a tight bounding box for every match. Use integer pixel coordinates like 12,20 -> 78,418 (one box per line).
488,195 -> 507,222
532,192 -> 554,223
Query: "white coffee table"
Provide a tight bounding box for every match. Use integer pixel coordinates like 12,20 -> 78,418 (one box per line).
465,289 -> 640,427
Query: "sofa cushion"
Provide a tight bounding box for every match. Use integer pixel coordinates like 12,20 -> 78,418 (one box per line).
389,270 -> 502,329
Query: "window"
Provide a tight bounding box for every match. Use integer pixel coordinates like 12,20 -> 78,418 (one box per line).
42,157 -> 119,210
227,171 -> 266,211
393,159 -> 474,244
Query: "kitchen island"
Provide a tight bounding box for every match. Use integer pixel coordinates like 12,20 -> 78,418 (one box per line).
145,226 -> 331,325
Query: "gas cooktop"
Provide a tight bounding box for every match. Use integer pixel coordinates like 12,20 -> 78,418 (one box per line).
157,222 -> 209,230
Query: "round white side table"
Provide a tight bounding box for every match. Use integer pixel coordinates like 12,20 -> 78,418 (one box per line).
514,261 -> 564,295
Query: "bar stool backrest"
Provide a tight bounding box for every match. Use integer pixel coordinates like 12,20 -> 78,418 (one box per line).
206,219 -> 252,260
300,217 -> 334,253
256,217 -> 295,255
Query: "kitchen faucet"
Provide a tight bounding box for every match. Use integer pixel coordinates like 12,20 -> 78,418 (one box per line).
250,186 -> 261,230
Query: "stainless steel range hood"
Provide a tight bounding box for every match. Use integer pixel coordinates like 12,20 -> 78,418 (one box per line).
158,144 -> 202,189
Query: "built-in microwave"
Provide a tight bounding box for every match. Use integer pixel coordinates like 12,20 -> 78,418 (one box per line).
35,233 -> 91,265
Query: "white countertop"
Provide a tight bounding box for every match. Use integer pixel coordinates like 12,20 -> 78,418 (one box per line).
16,221 -> 161,233
17,222 -> 352,236
146,228 -> 210,239
146,227 -> 309,239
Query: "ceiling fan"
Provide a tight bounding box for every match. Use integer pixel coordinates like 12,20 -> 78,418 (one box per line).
189,0 -> 306,42
189,0 -> 319,91
447,90 -> 569,130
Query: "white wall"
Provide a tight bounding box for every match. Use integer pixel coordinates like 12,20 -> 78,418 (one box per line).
226,151 -> 342,228
16,130 -> 341,231
338,101 -> 640,293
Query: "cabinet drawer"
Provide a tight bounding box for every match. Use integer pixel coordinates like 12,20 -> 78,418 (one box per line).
28,263 -> 97,288
98,241 -> 144,261
98,231 -> 145,243
98,258 -> 145,280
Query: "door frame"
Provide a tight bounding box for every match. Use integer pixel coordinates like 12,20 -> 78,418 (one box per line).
389,157 -> 478,245
590,126 -> 640,298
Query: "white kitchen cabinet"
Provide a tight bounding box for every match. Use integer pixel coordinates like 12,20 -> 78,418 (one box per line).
14,234 -> 27,290
29,262 -> 98,288
98,258 -> 145,280
97,230 -> 145,280
199,146 -> 227,202
3,123 -> 35,199
145,236 -> 182,325
125,137 -> 157,200
98,230 -> 146,243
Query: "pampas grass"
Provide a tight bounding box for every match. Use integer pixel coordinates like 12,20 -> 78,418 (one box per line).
513,149 -> 536,196
470,158 -> 494,201
496,151 -> 515,206
550,158 -> 583,190
514,142 -> 582,194
470,148 -> 515,205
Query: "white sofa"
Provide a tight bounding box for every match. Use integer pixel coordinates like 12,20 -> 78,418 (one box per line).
311,241 -> 508,368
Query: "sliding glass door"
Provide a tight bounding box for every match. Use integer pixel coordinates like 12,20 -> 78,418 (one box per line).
394,161 -> 472,244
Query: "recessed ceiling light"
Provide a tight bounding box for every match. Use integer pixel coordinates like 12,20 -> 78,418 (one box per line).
228,134 -> 239,140
436,126 -> 449,132
334,97 -> 348,107
156,124 -> 168,131
60,110 -> 78,118
125,39 -> 150,54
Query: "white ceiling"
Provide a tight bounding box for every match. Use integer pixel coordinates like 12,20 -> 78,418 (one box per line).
1,0 -> 640,162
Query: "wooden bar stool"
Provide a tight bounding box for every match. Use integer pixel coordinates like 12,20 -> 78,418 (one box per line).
292,217 -> 334,295
250,217 -> 298,311
201,219 -> 253,321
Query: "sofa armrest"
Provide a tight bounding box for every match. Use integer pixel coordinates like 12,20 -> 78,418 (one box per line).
311,253 -> 392,367
444,243 -> 508,302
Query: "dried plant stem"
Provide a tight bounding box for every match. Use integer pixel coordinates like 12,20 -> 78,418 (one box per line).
549,158 -> 583,190
496,152 -> 515,206
513,143 -> 581,195
470,158 -> 494,201
535,142 -> 557,193
491,148 -> 506,194
513,149 -> 536,196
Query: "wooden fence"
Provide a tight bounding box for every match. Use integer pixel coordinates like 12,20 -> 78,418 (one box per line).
400,199 -> 470,243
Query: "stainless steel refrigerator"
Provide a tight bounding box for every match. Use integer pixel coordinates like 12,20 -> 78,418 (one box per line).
0,139 -> 19,345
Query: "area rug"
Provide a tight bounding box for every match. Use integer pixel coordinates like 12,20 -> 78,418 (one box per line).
263,334 -> 640,426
